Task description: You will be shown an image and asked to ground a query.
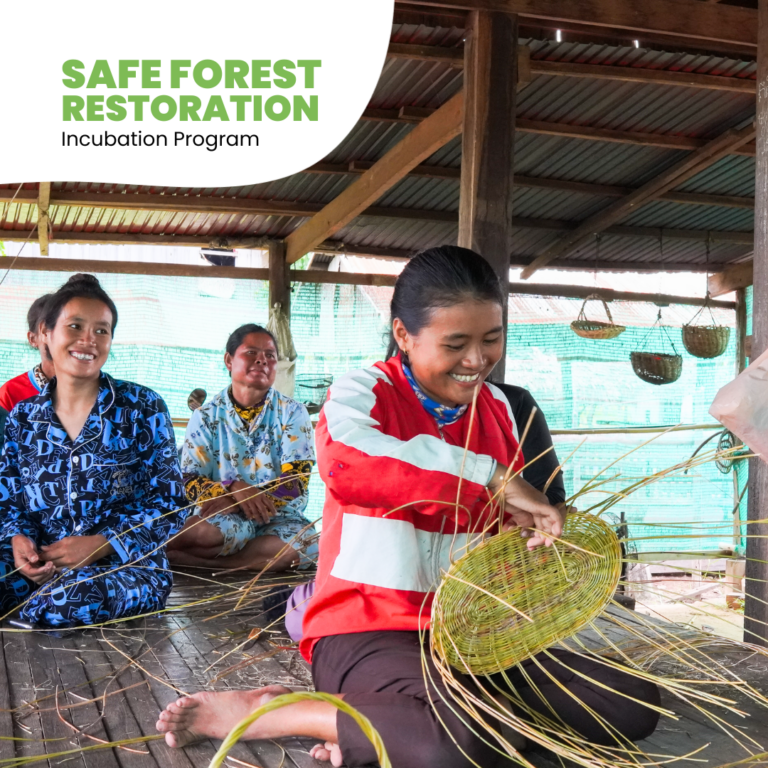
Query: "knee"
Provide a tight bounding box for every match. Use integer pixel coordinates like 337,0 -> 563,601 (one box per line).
174,519 -> 222,549
588,677 -> 661,745
421,702 -> 497,768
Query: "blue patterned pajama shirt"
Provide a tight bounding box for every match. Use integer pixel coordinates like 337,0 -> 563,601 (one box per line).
0,373 -> 188,627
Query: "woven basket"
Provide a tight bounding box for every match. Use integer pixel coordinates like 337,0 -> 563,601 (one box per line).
570,295 -> 626,340
630,351 -> 682,385
431,513 -> 621,675
682,324 -> 730,359
294,375 -> 333,415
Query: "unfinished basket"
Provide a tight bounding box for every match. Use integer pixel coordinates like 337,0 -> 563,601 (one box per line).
570,294 -> 626,340
630,351 -> 683,385
431,513 -> 621,676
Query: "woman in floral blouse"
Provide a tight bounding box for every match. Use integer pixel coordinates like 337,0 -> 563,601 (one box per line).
169,324 -> 316,572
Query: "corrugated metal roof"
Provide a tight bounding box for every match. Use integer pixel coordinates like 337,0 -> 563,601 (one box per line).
0,33 -> 758,269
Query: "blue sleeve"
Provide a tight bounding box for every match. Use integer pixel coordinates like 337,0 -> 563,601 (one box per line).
0,412 -> 41,542
102,394 -> 188,564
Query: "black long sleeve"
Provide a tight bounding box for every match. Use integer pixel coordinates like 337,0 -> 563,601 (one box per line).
493,383 -> 566,506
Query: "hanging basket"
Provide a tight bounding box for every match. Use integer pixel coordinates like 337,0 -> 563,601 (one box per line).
570,294 -> 626,340
630,351 -> 683,385
294,375 -> 333,414
630,309 -> 683,385
682,325 -> 730,359
682,297 -> 731,359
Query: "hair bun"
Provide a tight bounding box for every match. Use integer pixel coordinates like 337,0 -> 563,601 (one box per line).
65,273 -> 100,287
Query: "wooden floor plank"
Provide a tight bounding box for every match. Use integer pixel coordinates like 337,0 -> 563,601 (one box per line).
3,629 -> 51,765
0,627 -> 17,760
21,629 -> 90,768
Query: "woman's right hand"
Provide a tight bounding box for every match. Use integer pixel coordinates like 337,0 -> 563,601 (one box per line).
11,535 -> 55,584
199,494 -> 240,518
229,480 -> 276,525
488,467 -> 565,549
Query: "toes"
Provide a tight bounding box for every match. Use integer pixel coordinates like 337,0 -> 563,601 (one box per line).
165,729 -> 198,749
310,744 -> 331,762
176,696 -> 200,709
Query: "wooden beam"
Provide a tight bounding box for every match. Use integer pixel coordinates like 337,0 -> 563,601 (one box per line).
708,261 -> 754,296
387,41 -> 757,93
284,90 -> 464,263
507,282 -> 736,308
459,10 -> 518,381
0,255 -> 736,307
0,188 -> 458,224
0,219 -> 753,253
513,257 -> 744,273
392,6 -> 468,28
360,108 -> 757,156
313,163 -> 755,209
400,0 -> 757,47
745,0 -> 768,647
268,240 -> 290,314
37,183 -> 51,257
521,122 -> 757,278
736,288 -> 748,374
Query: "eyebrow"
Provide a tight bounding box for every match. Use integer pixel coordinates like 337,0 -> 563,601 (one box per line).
443,326 -> 504,341
242,346 -> 276,352
68,316 -> 111,326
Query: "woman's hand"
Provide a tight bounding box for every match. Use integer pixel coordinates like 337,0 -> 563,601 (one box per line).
199,494 -> 240,518
489,466 -> 565,550
39,535 -> 114,570
12,535 -> 55,584
229,480 -> 276,524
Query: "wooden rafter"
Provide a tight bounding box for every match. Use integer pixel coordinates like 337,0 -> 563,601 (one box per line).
0,255 -> 735,308
360,109 -> 758,156
0,219 -> 753,248
708,261 -> 754,296
399,0 -> 756,47
6,173 -> 755,214
284,91 -> 465,263
386,42 -> 757,93
520,122 -> 757,279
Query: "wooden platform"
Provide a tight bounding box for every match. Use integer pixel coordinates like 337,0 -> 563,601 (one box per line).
2,573 -> 768,768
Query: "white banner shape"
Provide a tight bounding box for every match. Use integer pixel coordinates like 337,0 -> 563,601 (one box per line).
0,0 -> 394,187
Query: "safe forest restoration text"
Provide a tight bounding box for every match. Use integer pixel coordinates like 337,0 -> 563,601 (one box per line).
61,59 -> 321,122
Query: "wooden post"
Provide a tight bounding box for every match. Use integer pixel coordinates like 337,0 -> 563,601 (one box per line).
745,0 -> 768,646
268,240 -> 290,315
458,10 -> 518,382
38,183 -> 51,257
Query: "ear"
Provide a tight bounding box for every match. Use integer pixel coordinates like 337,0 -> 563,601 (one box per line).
392,318 -> 411,354
224,351 -> 233,372
26,331 -> 37,348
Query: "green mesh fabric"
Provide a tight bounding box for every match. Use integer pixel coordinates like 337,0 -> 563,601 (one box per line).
0,268 -> 740,551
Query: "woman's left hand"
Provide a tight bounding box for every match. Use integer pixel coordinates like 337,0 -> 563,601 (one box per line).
39,535 -> 114,570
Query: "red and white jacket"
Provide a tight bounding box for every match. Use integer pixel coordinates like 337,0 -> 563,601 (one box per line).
300,356 -> 524,662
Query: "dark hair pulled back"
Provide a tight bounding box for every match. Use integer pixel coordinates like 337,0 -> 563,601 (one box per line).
386,245 -> 505,358
27,293 -> 52,335
42,274 -> 118,334
226,323 -> 279,357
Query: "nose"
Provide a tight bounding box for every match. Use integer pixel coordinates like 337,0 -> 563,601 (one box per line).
462,345 -> 487,370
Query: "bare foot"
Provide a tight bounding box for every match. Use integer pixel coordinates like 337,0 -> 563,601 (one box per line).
156,684 -> 292,748
310,741 -> 343,766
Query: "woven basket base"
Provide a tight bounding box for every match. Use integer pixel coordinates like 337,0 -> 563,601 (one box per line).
432,513 -> 622,675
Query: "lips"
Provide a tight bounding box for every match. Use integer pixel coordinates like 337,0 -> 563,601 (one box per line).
449,372 -> 482,383
70,351 -> 96,362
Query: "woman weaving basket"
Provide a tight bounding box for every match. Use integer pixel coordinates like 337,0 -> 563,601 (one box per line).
157,247 -> 660,767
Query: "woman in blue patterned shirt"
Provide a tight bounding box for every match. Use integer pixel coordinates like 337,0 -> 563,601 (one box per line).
168,324 -> 316,572
0,274 -> 187,627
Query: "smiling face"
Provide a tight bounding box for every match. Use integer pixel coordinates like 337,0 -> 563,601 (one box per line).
42,297 -> 113,382
225,332 -> 278,392
393,298 -> 504,407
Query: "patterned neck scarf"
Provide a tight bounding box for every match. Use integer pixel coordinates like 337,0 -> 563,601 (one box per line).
402,363 -> 468,427
32,363 -> 49,391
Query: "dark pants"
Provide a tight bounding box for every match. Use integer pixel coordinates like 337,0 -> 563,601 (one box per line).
313,631 -> 661,768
